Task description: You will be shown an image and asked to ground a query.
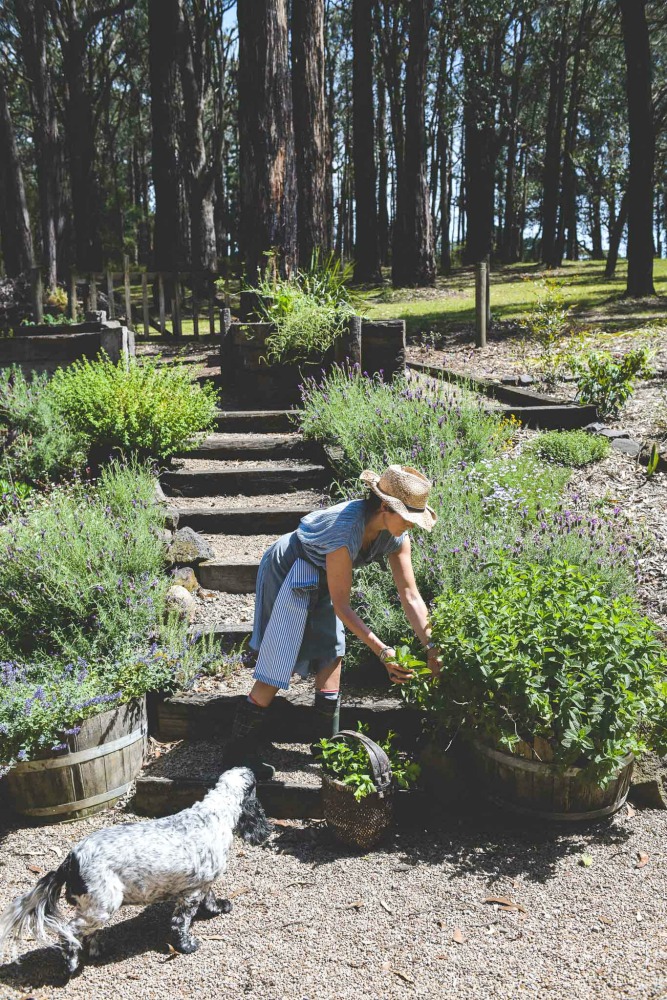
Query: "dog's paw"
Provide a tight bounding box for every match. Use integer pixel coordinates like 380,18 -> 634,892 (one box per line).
197,896 -> 232,919
170,936 -> 200,955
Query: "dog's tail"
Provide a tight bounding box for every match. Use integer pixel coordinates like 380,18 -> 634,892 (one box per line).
0,854 -> 73,960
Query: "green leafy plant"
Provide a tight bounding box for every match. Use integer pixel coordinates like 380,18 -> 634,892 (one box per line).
313,723 -> 421,800
0,367 -> 87,484
520,279 -> 573,386
569,347 -> 652,419
46,353 -> 218,460
402,559 -> 667,782
0,478 -> 33,523
254,250 -> 359,363
21,312 -> 78,327
525,429 -> 610,467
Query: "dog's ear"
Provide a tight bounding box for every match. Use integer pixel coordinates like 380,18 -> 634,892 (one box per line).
236,790 -> 273,845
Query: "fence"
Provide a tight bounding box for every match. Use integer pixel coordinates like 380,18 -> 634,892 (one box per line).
27,256 -> 238,339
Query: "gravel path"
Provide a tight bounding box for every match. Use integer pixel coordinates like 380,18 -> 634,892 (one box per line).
201,533 -> 279,560
166,490 -> 328,511
170,458 -> 325,473
0,800 -> 665,999
191,590 -> 255,627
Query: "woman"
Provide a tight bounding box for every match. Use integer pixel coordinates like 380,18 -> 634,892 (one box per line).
222,464 -> 440,779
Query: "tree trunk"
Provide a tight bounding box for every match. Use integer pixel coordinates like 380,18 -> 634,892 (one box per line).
500,15 -> 527,264
176,0 -> 217,276
149,0 -> 182,272
541,3 -> 570,268
376,73 -> 390,266
604,189 -> 628,278
462,29 -> 498,266
292,0 -> 330,268
238,0 -> 296,282
392,0 -> 435,287
619,0 -> 655,296
351,0 -> 381,282
0,73 -> 34,276
15,0 -> 59,289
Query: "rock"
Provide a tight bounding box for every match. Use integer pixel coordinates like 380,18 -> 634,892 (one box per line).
164,509 -> 180,531
630,752 -> 667,809
518,374 -> 534,386
165,584 -> 196,622
168,527 -> 215,565
598,428 -> 631,440
639,439 -> 667,473
500,376 -> 519,386
159,529 -> 173,545
171,566 -> 199,593
583,422 -> 607,434
611,437 -> 641,458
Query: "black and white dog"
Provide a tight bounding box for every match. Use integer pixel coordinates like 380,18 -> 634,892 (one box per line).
0,767 -> 272,975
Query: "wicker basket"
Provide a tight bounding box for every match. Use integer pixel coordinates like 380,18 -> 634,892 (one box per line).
321,730 -> 394,850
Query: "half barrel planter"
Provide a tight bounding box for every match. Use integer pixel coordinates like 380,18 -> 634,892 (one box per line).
467,738 -> 634,822
1,697 -> 147,823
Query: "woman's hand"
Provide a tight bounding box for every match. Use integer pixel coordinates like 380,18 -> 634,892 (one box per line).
380,647 -> 414,684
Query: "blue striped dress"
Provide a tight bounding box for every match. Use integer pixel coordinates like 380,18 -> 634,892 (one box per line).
250,499 -> 406,688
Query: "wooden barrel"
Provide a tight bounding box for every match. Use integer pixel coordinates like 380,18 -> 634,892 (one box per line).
468,739 -> 634,822
2,698 -> 147,823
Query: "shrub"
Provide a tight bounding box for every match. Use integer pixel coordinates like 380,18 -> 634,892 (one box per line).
0,461 -> 168,663
525,429 -> 610,467
313,723 -> 420,800
569,347 -> 652,419
255,251 -> 358,363
47,353 -> 218,460
520,279 -> 572,386
0,478 -> 33,523
0,367 -> 86,484
403,560 -> 667,782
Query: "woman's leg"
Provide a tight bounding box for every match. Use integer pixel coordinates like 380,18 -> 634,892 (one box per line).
248,680 -> 280,708
312,657 -> 343,745
315,657 -> 343,693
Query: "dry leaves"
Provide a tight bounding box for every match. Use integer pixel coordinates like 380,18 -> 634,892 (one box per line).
26,864 -> 43,875
379,899 -> 393,914
452,928 -> 465,944
346,899 -> 364,911
626,803 -> 637,818
636,852 -> 649,869
483,895 -> 527,915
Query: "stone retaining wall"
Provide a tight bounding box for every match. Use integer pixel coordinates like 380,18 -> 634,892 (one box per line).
0,318 -> 134,376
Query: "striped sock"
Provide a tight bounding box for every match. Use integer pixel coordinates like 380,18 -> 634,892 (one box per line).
316,689 -> 340,701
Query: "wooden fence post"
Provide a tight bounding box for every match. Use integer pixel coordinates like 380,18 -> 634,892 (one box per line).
141,272 -> 149,338
69,271 -> 77,321
192,275 -> 199,338
158,273 -> 166,334
106,270 -> 115,319
475,260 -> 488,348
208,278 -> 216,336
30,266 -> 43,323
123,255 -> 133,331
172,275 -> 182,338
89,274 -> 97,312
486,254 -> 491,328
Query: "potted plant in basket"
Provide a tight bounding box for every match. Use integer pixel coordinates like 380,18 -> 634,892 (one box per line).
403,559 -> 667,821
313,723 -> 420,849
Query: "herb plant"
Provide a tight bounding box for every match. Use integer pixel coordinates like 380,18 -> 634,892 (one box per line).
314,723 -> 421,801
569,348 -> 652,419
402,559 -> 667,782
525,429 -> 610,467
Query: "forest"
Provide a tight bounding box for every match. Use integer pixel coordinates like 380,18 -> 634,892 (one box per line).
0,0 -> 666,300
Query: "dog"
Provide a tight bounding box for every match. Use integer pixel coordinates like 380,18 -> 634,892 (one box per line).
0,767 -> 272,975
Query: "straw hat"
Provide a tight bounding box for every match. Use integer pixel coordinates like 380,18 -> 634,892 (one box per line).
359,465 -> 437,531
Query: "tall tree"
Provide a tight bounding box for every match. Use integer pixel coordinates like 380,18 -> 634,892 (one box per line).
351,0 -> 381,282
0,72 -> 34,276
392,0 -> 435,287
619,0 -> 655,296
292,0 -> 330,267
149,0 -> 183,272
238,0 -> 296,280
14,0 -> 60,288
541,2 -> 570,267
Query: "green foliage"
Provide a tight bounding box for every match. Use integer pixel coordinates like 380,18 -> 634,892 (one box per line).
0,461 -> 168,663
0,367 -> 87,484
21,313 -> 78,327
313,723 -> 421,801
520,279 -> 573,386
402,560 -> 667,781
47,353 -> 218,460
569,348 -> 652,419
0,478 -> 33,523
254,251 -> 358,363
525,429 -> 610,468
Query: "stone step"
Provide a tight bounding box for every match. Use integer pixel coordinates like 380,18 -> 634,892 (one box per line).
183,432 -> 321,461
190,622 -> 252,650
162,460 -> 329,497
170,505 -> 314,534
133,739 -> 425,821
197,559 -> 259,593
213,410 -> 295,433
152,682 -> 419,745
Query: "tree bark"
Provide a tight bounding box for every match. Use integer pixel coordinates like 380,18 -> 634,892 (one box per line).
0,73 -> 34,276
541,3 -> 570,268
149,0 -> 182,272
292,0 -> 330,268
238,0 -> 296,282
376,68 -> 390,266
500,15 -> 527,264
619,0 -> 655,296
351,0 -> 381,282
14,0 -> 59,288
462,23 -> 499,266
604,189 -> 628,278
392,0 -> 435,287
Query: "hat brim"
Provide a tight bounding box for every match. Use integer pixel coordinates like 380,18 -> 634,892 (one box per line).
359,469 -> 437,532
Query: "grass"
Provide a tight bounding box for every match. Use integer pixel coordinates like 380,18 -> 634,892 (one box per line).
364,259 -> 667,338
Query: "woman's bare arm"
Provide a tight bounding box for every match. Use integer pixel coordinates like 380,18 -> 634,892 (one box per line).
325,547 -> 389,659
389,536 -> 440,674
